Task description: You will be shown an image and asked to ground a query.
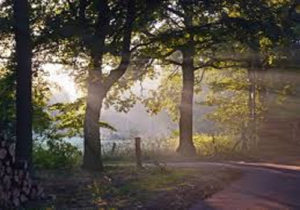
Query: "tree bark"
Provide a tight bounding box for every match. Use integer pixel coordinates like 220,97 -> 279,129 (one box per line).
83,71 -> 105,171
13,0 -> 33,168
177,48 -> 196,156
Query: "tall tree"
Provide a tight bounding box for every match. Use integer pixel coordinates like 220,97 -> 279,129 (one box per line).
13,0 -> 33,166
142,0 -> 229,156
143,0 -> 292,156
82,0 -> 136,170
176,3 -> 196,156
23,0 -> 162,170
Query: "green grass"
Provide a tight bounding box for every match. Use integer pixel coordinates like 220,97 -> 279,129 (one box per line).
98,165 -> 241,208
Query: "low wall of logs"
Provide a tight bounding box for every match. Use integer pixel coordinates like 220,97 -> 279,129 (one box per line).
0,140 -> 44,208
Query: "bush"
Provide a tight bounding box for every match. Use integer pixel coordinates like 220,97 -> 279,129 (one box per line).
33,139 -> 82,169
193,134 -> 235,156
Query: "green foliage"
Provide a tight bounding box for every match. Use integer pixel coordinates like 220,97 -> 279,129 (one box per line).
98,122 -> 117,132
104,83 -> 138,113
50,98 -> 117,138
49,98 -> 86,137
193,134 -> 235,156
33,139 -> 82,169
0,66 -> 15,139
143,70 -> 182,121
165,133 -> 236,156
0,64 -> 53,140
204,68 -> 264,136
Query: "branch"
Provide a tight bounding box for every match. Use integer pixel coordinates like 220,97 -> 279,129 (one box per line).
145,21 -> 220,47
104,0 -> 135,89
163,48 -> 178,57
194,62 -> 213,70
198,68 -> 206,83
166,6 -> 185,18
130,40 -> 154,52
193,56 -> 248,72
141,30 -> 156,38
165,58 -> 182,66
130,58 -> 154,82
212,57 -> 250,63
163,13 -> 184,30
143,58 -> 154,71
167,65 -> 180,80
210,64 -> 246,69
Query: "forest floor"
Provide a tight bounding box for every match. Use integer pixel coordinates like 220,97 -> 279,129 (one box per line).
25,163 -> 241,209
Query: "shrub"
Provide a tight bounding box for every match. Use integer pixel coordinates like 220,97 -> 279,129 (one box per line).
193,134 -> 235,156
33,139 -> 82,169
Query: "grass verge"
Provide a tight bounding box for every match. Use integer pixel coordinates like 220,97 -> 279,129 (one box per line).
29,163 -> 242,209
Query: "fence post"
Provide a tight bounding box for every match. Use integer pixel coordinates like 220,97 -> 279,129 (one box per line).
135,137 -> 142,168
111,142 -> 116,155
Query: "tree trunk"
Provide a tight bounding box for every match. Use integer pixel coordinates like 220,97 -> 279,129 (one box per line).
248,69 -> 256,123
13,0 -> 33,168
81,0 -> 108,171
82,0 -> 134,171
83,71 -> 105,171
243,56 -> 258,150
177,48 -> 196,156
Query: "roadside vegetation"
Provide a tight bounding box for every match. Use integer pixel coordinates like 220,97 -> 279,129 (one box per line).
30,165 -> 241,209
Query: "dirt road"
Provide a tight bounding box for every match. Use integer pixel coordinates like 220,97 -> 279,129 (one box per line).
168,161 -> 300,210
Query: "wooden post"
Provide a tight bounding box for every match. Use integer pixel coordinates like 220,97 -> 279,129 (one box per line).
111,142 -> 116,155
135,137 -> 142,168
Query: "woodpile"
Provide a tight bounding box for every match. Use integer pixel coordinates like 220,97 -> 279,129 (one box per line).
0,140 -> 44,208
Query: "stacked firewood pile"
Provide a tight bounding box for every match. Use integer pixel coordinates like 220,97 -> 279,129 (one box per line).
0,140 -> 44,208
